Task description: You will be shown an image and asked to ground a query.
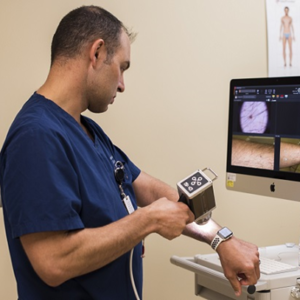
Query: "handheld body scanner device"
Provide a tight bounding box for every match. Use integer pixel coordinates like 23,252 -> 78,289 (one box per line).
177,168 -> 218,225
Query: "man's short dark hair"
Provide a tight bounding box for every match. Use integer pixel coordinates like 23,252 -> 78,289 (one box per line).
51,6 -> 133,65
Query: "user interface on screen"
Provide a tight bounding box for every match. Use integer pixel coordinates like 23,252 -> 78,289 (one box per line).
227,77 -> 300,178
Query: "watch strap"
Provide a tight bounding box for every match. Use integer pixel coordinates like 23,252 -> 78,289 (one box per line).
211,235 -> 223,250
211,228 -> 233,251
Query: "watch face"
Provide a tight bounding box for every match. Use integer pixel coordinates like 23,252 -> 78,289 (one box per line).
218,227 -> 233,239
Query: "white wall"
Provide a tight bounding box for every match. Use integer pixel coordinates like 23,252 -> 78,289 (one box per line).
1,1 -> 300,299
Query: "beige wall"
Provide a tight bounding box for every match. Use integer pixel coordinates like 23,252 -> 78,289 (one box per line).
1,1 -> 300,299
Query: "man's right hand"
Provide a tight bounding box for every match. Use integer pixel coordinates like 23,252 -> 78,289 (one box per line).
145,198 -> 195,240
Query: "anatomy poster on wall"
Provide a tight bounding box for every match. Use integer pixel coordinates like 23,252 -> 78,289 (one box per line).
266,0 -> 300,76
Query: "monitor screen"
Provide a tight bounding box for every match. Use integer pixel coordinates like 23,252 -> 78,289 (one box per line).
226,76 -> 300,202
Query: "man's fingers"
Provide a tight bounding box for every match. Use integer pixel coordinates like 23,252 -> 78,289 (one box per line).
228,276 -> 242,297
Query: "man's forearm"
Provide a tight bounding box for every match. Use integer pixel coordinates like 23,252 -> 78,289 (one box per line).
232,139 -> 274,169
280,142 -> 300,168
20,207 -> 157,287
182,218 -> 221,244
133,171 -> 179,207
133,172 -> 221,244
232,139 -> 300,169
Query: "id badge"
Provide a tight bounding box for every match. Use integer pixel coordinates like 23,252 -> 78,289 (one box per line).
123,195 -> 135,214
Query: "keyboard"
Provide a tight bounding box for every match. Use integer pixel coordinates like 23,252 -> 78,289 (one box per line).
194,254 -> 299,275
259,257 -> 298,275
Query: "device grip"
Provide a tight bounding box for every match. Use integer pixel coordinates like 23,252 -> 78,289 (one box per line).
178,193 -> 189,206
178,194 -> 196,220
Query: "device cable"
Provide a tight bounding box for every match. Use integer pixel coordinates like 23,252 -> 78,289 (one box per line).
129,248 -> 140,300
114,162 -> 141,299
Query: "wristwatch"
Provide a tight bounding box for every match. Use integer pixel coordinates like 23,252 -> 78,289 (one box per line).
211,227 -> 233,250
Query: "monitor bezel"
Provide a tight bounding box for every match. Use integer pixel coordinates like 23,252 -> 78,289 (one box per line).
226,76 -> 300,184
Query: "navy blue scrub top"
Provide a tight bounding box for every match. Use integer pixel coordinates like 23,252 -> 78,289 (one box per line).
0,93 -> 143,299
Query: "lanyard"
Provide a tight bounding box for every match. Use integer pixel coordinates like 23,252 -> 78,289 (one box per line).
114,161 -> 145,257
114,161 -> 134,215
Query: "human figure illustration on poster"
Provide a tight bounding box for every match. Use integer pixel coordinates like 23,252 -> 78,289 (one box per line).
280,6 -> 295,67
266,0 -> 300,77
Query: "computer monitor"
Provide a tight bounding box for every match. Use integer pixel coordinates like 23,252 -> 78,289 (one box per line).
226,76 -> 300,202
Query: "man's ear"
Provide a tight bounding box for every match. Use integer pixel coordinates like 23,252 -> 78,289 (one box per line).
90,39 -> 106,67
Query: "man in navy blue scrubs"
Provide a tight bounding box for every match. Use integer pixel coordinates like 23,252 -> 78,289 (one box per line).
0,5 -> 260,299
